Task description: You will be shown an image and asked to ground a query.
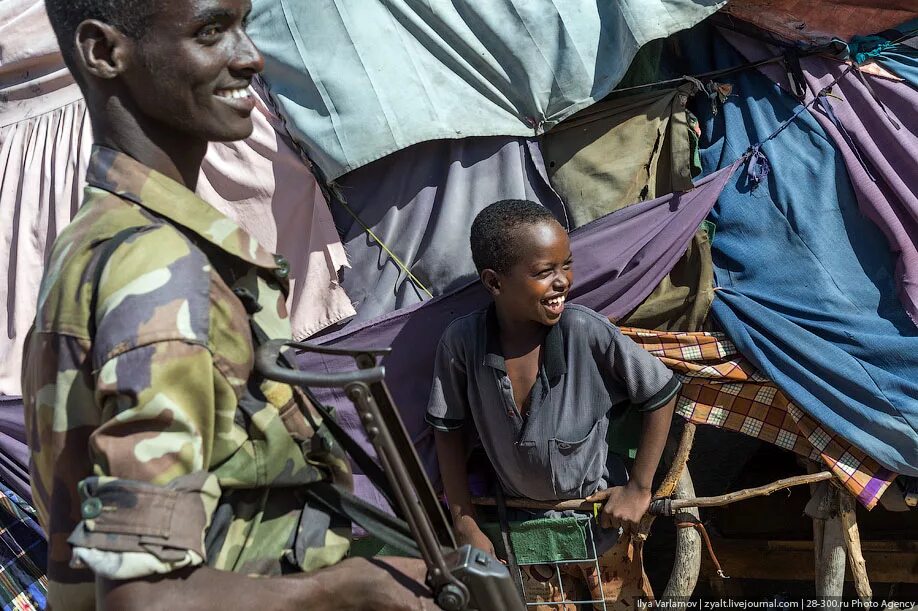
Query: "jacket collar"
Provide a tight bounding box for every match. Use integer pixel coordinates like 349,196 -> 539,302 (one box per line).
481,304 -> 567,381
85,145 -> 280,271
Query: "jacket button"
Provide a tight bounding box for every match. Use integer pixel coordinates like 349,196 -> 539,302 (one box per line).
81,497 -> 103,519
273,254 -> 290,280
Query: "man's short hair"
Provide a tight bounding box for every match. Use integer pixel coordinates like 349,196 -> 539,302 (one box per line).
45,0 -> 154,74
470,199 -> 560,275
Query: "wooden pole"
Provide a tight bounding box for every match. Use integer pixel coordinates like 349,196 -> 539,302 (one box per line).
813,482 -> 846,598
666,471 -> 834,512
471,470 -> 834,513
839,490 -> 872,602
661,467 -> 702,600
471,496 -> 594,512
651,423 -> 701,600
638,423 -> 696,538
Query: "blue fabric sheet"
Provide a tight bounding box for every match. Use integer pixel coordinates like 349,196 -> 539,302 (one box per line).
681,26 -> 918,476
879,46 -> 918,89
849,19 -> 918,89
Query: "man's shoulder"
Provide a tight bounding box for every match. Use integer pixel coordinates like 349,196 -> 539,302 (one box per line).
92,221 -> 214,362
37,192 -> 214,350
36,192 -> 155,334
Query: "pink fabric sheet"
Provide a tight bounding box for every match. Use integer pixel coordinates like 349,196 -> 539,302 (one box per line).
197,86 -> 356,339
0,2 -> 355,395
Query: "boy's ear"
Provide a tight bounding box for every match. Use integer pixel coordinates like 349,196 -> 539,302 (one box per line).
74,19 -> 132,80
480,269 -> 501,297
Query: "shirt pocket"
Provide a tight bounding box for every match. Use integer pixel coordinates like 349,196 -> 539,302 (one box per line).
549,420 -> 608,499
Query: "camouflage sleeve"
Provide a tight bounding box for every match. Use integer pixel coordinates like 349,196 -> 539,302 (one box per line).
69,225 -> 224,580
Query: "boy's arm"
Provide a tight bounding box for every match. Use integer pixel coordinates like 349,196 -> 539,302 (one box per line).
434,430 -> 495,556
587,395 -> 677,531
427,334 -> 495,555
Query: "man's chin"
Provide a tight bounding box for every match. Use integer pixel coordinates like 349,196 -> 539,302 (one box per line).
207,122 -> 255,143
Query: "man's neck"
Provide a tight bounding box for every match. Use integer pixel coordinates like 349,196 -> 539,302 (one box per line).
93,95 -> 208,190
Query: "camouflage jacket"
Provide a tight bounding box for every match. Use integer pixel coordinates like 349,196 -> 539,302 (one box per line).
23,146 -> 352,611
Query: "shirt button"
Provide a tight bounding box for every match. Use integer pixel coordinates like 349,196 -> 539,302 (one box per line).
232,287 -> 263,314
273,254 -> 290,280
501,377 -> 511,390
81,497 -> 103,519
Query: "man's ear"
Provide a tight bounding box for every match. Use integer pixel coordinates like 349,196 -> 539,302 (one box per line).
481,269 -> 501,297
73,19 -> 132,80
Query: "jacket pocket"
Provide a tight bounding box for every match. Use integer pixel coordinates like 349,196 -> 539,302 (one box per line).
549,420 -> 608,498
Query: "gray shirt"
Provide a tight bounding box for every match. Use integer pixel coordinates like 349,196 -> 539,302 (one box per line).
426,304 -> 679,501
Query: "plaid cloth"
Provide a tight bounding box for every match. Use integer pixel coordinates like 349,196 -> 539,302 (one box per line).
0,482 -> 47,611
621,328 -> 897,510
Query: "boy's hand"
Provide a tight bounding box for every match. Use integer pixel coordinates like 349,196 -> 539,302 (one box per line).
454,516 -> 496,558
586,482 -> 652,532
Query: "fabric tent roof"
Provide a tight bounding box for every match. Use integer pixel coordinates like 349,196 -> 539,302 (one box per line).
247,0 -> 725,179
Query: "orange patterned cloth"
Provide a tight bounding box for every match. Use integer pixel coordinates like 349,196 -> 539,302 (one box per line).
621,328 -> 896,509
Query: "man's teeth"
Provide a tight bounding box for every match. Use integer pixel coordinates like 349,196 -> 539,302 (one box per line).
216,87 -> 251,99
545,296 -> 565,306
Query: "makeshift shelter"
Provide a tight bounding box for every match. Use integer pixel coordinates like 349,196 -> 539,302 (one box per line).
279,5 -> 917,601
1,0 -> 916,606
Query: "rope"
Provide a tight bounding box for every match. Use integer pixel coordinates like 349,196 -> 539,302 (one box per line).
607,33 -> 855,99
250,76 -> 436,299
675,519 -> 730,579
610,54 -> 788,96
333,195 -> 434,298
738,64 -> 858,189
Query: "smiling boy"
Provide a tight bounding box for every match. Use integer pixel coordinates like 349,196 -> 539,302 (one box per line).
427,200 -> 679,600
24,1 -> 433,610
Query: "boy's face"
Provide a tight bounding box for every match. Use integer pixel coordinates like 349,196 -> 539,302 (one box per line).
117,0 -> 263,143
490,220 -> 573,327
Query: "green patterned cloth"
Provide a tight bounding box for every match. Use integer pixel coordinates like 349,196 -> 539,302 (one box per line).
353,516 -> 592,565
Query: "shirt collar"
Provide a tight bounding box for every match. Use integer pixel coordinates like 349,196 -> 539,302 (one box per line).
85,145 -> 280,271
482,304 -> 567,381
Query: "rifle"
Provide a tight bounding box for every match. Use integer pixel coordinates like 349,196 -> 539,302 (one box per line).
256,340 -> 524,611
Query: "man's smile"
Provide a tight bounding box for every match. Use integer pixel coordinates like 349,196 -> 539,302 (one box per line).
214,85 -> 256,112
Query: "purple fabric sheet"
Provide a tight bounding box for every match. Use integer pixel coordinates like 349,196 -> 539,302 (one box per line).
723,29 -> 918,327
331,136 -> 567,327
0,162 -> 738,509
301,160 -> 740,506
0,396 -> 30,503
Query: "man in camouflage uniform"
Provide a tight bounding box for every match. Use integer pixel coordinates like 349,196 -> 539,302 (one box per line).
24,0 -> 433,609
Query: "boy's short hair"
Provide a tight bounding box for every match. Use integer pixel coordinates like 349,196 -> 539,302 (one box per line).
45,0 -> 155,74
470,199 -> 559,275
